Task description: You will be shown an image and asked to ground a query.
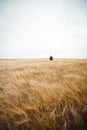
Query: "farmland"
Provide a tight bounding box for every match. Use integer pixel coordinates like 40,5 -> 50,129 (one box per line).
0,59 -> 87,130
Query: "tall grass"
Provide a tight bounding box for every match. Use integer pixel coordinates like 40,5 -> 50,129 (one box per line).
0,59 -> 87,130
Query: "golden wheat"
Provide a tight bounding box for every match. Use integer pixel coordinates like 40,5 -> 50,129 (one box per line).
0,59 -> 87,130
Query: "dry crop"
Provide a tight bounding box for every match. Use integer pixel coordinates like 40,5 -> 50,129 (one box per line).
0,59 -> 87,130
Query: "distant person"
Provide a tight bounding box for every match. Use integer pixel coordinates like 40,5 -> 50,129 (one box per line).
49,56 -> 53,61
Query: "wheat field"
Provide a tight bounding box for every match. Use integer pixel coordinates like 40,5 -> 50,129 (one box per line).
0,59 -> 87,130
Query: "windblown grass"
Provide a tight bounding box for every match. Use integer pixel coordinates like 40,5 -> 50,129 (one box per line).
0,59 -> 87,130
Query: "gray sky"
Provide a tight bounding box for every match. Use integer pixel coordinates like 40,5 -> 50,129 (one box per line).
0,0 -> 87,58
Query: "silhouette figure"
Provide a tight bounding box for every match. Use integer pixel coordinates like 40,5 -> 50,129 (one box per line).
49,56 -> 53,61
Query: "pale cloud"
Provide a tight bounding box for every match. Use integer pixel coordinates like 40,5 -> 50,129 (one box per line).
0,0 -> 87,58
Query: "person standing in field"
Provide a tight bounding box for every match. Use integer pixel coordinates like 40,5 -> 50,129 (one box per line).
49,56 -> 53,61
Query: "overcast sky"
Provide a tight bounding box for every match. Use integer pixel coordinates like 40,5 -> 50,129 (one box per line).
0,0 -> 87,58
